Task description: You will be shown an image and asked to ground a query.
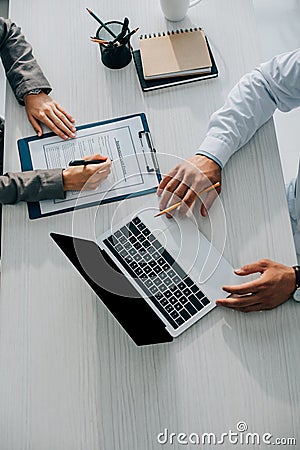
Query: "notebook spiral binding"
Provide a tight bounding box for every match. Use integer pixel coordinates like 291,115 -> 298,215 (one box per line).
139,27 -> 202,39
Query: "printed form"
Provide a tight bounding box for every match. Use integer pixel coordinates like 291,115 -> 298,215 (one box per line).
27,115 -> 159,214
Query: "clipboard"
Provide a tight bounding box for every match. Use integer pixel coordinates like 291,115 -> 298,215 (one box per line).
18,113 -> 161,220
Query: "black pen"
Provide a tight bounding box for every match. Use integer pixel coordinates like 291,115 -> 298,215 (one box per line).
120,27 -> 139,45
112,17 -> 129,44
86,8 -> 117,38
69,159 -> 108,166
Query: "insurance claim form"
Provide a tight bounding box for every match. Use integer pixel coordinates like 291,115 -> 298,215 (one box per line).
26,115 -> 159,215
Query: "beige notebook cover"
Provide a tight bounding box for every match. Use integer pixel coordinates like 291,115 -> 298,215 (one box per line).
140,29 -> 212,80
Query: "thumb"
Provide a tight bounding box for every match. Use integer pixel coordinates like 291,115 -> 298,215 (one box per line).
201,189 -> 219,217
235,260 -> 268,276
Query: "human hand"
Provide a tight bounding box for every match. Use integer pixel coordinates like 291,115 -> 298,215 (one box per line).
62,154 -> 111,191
157,155 -> 221,217
24,92 -> 76,140
216,259 -> 296,312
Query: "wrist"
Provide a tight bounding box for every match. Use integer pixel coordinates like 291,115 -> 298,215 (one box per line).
195,151 -> 223,170
23,89 -> 48,103
62,168 -> 73,191
190,154 -> 222,181
24,88 -> 42,100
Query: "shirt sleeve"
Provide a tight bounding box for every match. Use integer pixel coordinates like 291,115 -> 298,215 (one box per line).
0,169 -> 65,204
197,48 -> 300,168
0,17 -> 51,104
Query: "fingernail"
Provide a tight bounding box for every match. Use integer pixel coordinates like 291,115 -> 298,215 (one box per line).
71,127 -> 76,132
234,268 -> 242,274
157,189 -> 162,196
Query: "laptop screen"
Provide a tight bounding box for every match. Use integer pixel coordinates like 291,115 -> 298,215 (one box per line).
50,233 -> 173,346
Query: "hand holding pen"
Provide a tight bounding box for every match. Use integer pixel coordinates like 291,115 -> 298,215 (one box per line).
157,155 -> 222,218
62,154 -> 112,191
155,182 -> 220,217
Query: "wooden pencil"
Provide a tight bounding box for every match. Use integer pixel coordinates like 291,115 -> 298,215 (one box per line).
155,181 -> 221,217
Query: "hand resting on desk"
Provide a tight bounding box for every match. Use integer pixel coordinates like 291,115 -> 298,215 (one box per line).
24,92 -> 76,140
157,155 -> 221,217
217,259 -> 296,312
62,153 -> 111,191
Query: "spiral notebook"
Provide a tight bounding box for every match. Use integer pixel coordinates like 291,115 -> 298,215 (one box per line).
140,28 -> 212,80
133,29 -> 218,92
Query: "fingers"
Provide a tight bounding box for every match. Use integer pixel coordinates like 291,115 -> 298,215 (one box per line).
158,174 -> 182,211
62,158 -> 111,191
54,101 -> 75,123
221,260 -> 271,295
157,167 -> 179,196
51,104 -> 76,136
81,160 -> 111,190
37,113 -> 70,140
217,297 -> 264,313
42,107 -> 76,140
28,115 -> 43,137
200,188 -> 219,217
25,94 -> 76,140
179,186 -> 198,215
235,259 -> 270,276
159,179 -> 189,215
83,153 -> 107,162
157,156 -> 222,217
85,158 -> 112,175
216,294 -> 260,308
222,278 -> 261,295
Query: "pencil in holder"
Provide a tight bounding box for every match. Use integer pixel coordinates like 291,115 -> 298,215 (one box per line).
96,21 -> 132,69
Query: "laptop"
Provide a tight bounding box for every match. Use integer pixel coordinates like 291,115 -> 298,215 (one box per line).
51,207 -> 239,346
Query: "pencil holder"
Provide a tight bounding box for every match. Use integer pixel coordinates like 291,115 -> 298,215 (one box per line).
96,21 -> 132,69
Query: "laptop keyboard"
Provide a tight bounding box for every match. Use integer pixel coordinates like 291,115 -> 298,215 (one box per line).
103,216 -> 210,330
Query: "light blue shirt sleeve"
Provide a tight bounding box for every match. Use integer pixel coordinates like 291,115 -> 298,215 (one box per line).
198,48 -> 300,167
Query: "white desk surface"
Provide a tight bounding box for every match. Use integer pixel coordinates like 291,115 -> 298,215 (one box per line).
0,0 -> 299,448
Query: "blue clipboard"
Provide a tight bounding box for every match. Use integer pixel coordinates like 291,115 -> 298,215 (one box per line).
18,113 -> 161,220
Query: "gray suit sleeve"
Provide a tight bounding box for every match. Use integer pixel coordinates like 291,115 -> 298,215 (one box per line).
0,169 -> 65,204
0,17 -> 51,104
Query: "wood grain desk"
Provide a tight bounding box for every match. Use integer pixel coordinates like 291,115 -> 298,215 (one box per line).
0,0 -> 299,448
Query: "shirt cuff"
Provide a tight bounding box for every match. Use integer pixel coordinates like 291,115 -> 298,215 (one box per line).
197,135 -> 235,168
16,83 -> 51,105
42,169 -> 65,200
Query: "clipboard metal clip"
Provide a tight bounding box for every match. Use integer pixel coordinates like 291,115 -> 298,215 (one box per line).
138,130 -> 159,173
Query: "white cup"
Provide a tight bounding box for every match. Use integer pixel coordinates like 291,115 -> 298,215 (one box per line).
160,0 -> 202,22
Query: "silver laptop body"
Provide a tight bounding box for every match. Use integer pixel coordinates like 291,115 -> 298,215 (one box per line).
98,208 -> 239,338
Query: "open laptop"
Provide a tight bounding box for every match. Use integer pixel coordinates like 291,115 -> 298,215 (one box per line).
51,207 -> 239,346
